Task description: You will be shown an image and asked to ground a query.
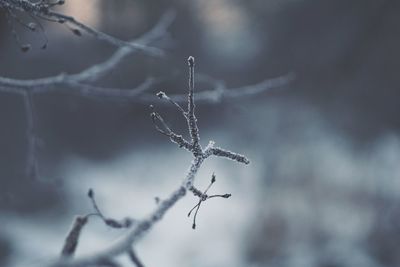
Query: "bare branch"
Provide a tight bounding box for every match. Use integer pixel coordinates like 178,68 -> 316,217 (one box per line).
210,147 -> 250,165
128,249 -> 145,267
146,72 -> 295,104
186,56 -> 202,156
0,5 -> 292,104
0,0 -> 163,55
46,57 -> 250,267
0,2 -> 292,265
46,10 -> 163,56
156,91 -> 187,116
0,10 -> 175,180
65,77 -> 160,101
225,72 -> 295,98
0,11 -> 176,93
150,110 -> 193,152
61,216 -> 89,258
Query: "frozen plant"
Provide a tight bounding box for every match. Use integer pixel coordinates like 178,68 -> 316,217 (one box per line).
51,56 -> 250,267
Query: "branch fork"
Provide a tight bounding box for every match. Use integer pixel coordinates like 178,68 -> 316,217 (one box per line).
51,56 -> 250,267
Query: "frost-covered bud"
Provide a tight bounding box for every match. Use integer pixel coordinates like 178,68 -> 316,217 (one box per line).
156,91 -> 166,99
188,56 -> 195,67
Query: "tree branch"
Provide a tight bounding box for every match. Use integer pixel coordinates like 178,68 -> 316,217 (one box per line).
46,57 -> 250,267
0,10 -> 176,93
128,248 -> 145,267
0,0 -> 163,55
186,56 -> 202,156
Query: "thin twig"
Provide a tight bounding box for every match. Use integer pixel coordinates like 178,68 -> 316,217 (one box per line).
0,11 -> 176,93
47,10 -> 163,56
128,248 -> 145,267
150,111 -> 193,151
145,72 -> 296,104
210,147 -> 250,165
61,216 -> 89,258
186,56 -> 202,156
0,10 -> 175,180
188,173 -> 231,229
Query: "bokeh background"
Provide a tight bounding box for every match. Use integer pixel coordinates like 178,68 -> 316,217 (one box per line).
1,0 -> 400,266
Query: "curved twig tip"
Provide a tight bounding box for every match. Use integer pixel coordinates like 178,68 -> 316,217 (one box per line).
188,56 -> 195,67
156,91 -> 166,99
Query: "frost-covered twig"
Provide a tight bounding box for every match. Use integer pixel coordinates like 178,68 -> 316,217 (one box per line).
186,56 -> 202,156
151,110 -> 194,152
128,249 -> 145,267
0,0 -> 162,55
0,6 -> 291,101
210,147 -> 251,165
0,6 -> 288,185
47,56 -> 250,267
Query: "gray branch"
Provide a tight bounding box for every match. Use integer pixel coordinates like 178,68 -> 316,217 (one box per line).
210,146 -> 250,165
0,0 -> 162,55
128,248 -> 145,267
0,11 -> 176,93
149,71 -> 296,104
45,57 -> 250,267
61,216 -> 89,258
186,56 -> 202,156
0,3 -> 295,266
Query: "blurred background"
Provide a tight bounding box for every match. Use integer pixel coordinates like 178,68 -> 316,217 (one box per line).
1,0 -> 400,266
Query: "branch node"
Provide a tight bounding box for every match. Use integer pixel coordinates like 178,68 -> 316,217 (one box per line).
187,173 -> 231,229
